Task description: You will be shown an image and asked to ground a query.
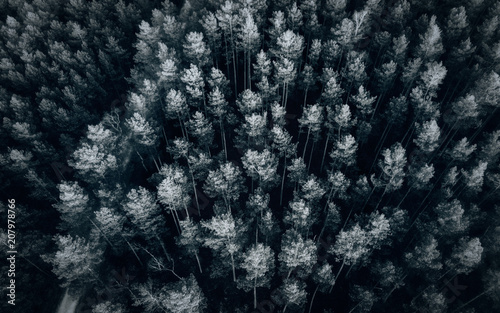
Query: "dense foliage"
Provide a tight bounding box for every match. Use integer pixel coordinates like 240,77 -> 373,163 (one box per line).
1,0 -> 499,312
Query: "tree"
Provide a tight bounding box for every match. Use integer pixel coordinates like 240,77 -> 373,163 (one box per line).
164,89 -> 189,137
278,229 -> 317,279
413,119 -> 440,154
272,125 -> 295,204
405,234 -> 442,271
415,15 -> 444,61
374,142 -> 407,198
53,181 -> 90,233
122,187 -> 167,244
300,175 -> 326,204
242,149 -> 279,191
42,234 -> 103,289
201,11 -> 221,67
207,86 -> 229,159
239,243 -> 275,309
419,61 -> 447,97
203,162 -> 245,211
202,212 -> 245,281
446,237 -> 483,275
237,8 -> 260,90
434,199 -> 469,237
309,263 -> 335,313
277,278 -> 308,313
70,143 -> 118,181
183,31 -> 211,68
253,49 -> 271,81
92,301 -> 127,313
330,134 -> 358,170
446,137 -> 476,163
216,0 -> 239,94
162,274 -> 207,313
352,85 -> 376,121
237,112 -> 268,149
286,2 -> 303,31
298,103 -> 323,161
272,30 -> 304,66
186,111 -> 214,153
93,206 -> 127,251
284,197 -> 314,233
462,161 -> 488,194
236,89 -> 263,115
131,279 -> 168,313
410,286 -> 447,313
180,63 -> 206,112
157,164 -> 192,218
273,57 -> 296,108
445,6 -> 469,42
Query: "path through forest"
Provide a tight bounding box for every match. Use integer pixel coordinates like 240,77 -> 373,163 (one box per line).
55,288 -> 80,313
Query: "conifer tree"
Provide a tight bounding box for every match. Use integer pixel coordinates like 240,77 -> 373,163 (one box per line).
204,162 -> 245,212
239,243 -> 275,309
278,229 -> 317,279
202,212 -> 246,281
43,234 -> 103,289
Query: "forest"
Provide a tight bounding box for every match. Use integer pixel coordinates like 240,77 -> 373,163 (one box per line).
0,0 -> 499,312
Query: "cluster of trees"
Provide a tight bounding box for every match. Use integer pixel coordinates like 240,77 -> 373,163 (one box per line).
1,0 -> 500,312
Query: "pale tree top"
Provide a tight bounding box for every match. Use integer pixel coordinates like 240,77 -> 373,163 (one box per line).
446,237 -> 483,275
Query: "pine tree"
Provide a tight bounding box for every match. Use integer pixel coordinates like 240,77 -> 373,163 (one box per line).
203,162 -> 245,211
242,148 -> 279,191
216,0 -> 240,94
207,86 -> 229,159
278,278 -> 308,313
278,229 -> 317,279
202,212 -> 246,281
157,164 -> 192,218
201,11 -> 221,67
42,234 -> 103,289
415,15 -> 444,61
461,161 -> 488,195
413,119 -> 440,154
162,275 -> 207,313
284,197 -> 314,233
446,237 -> 483,275
180,63 -> 206,112
239,243 -> 275,309
237,8 -> 260,90
405,234 -> 442,271
183,31 -> 211,68
330,134 -> 358,170
122,187 -> 167,243
298,103 -> 323,161
375,142 -> 407,194
53,181 -> 90,233
186,111 -> 214,153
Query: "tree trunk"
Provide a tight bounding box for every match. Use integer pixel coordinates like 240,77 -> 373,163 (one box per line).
307,141 -> 315,171
329,259 -> 345,293
195,251 -> 203,273
302,128 -> 311,160
280,156 -> 287,206
254,276 -> 257,309
320,133 -> 330,173
308,285 -> 319,313
231,252 -> 237,282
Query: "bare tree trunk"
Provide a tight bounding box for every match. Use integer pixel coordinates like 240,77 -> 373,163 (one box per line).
308,285 -> 320,313
280,156 -> 287,206
302,128 -> 311,160
195,251 -> 203,273
231,253 -> 236,282
320,134 -> 330,173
